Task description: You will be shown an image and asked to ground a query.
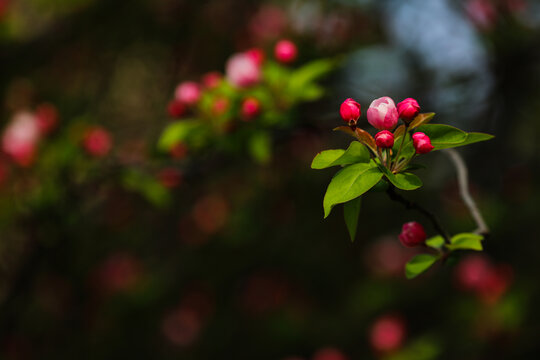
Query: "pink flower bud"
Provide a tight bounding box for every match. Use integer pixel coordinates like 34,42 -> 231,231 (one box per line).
241,97 -> 261,121
367,96 -> 399,130
412,132 -> 434,154
274,40 -> 298,64
226,52 -> 261,88
339,98 -> 361,124
174,81 -> 201,105
375,130 -> 394,149
201,71 -> 222,89
398,222 -> 426,247
83,126 -> 112,157
369,315 -> 405,353
245,48 -> 265,66
35,103 -> 59,135
167,99 -> 187,118
2,111 -> 40,167
396,98 -> 420,123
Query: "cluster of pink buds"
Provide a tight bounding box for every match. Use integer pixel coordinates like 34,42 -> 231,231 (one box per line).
339,96 -> 434,170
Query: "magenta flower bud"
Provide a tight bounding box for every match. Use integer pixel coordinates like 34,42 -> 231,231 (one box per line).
226,52 -> 261,88
398,222 -> 426,247
412,132 -> 434,154
274,40 -> 298,64
174,81 -> 201,105
241,97 -> 261,121
339,98 -> 361,125
167,99 -> 186,118
396,98 -> 420,123
375,130 -> 394,149
367,96 -> 399,130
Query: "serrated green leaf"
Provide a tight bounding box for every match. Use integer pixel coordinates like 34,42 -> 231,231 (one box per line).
426,235 -> 445,250
405,254 -> 439,279
323,162 -> 383,218
311,141 -> 370,169
377,164 -> 422,190
344,197 -> 362,242
446,233 -> 483,251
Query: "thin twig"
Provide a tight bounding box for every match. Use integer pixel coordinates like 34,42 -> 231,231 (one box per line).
386,185 -> 451,243
444,148 -> 489,236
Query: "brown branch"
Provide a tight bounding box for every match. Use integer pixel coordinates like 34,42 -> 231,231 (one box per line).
386,185 -> 451,243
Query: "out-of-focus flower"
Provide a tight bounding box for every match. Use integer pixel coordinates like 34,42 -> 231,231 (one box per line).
83,126 -> 112,157
369,315 -> 406,353
312,347 -> 349,360
466,0 -> 497,30
226,52 -> 261,88
2,111 -> 41,167
201,71 -> 222,89
211,97 -> 230,116
158,168 -> 183,188
396,98 -> 420,123
249,5 -> 288,42
241,97 -> 261,121
174,81 -> 201,105
367,97 -> 399,130
162,307 -> 203,347
95,252 -> 142,294
365,237 -> 416,278
455,254 -> 513,305
412,132 -> 434,154
35,103 -> 59,135
170,142 -> 188,160
398,222 -> 427,247
375,130 -> 394,149
274,40 -> 298,64
339,98 -> 361,125
167,99 -> 187,118
0,158 -> 9,186
192,194 -> 229,234
245,48 -> 266,66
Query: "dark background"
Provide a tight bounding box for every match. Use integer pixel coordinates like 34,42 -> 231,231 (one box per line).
1,0 -> 540,359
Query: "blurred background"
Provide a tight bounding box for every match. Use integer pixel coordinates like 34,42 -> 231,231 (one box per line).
1,0 -> 540,359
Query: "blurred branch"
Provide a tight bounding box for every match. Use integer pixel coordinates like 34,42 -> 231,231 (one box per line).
444,149 -> 489,236
386,185 -> 450,243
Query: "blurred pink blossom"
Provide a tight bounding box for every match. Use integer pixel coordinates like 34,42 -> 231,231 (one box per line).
2,111 -> 41,167
226,52 -> 261,88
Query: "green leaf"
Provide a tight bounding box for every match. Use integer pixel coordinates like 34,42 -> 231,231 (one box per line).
405,254 -> 439,279
288,58 -> 336,94
158,120 -> 199,151
377,164 -> 422,190
409,112 -> 435,129
416,124 -> 467,150
323,162 -> 383,218
248,132 -> 272,164
426,235 -> 445,250
446,233 -> 483,251
458,132 -> 494,146
344,197 -> 362,242
311,141 -> 370,169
